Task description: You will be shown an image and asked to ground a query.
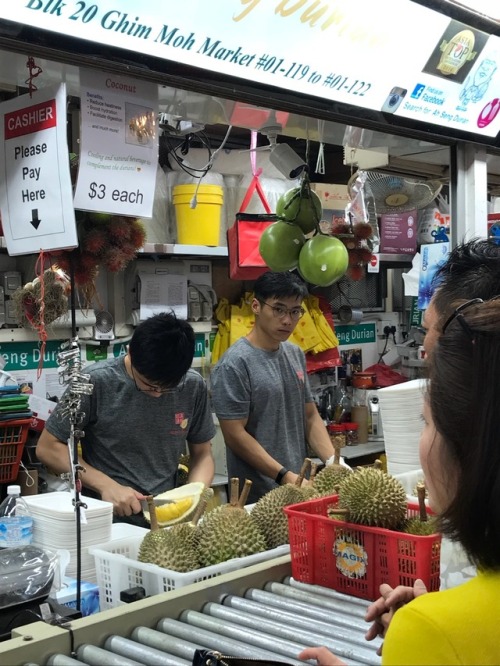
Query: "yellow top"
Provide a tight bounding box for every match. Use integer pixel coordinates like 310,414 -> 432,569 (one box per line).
383,571 -> 500,665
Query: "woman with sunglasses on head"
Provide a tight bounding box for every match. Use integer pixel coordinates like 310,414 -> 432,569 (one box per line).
300,296 -> 500,665
211,271 -> 338,505
36,312 -> 215,527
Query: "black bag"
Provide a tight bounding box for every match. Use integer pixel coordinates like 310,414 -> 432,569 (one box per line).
192,649 -> 294,666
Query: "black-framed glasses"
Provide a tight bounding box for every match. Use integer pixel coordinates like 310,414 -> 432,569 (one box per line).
131,364 -> 184,394
259,300 -> 305,320
441,295 -> 500,337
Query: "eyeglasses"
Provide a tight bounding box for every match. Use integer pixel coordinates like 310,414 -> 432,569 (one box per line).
442,296 -> 500,337
259,301 -> 305,320
131,364 -> 184,394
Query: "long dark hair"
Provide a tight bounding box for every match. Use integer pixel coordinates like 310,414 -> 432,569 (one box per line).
428,298 -> 500,570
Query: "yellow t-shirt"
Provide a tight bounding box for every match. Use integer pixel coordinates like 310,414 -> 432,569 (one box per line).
383,571 -> 500,665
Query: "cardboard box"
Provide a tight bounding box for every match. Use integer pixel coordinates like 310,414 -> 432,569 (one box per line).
311,183 -> 350,231
55,578 -> 100,616
380,210 -> 418,254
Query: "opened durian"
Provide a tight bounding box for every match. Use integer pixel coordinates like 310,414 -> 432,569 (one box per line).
314,463 -> 353,497
196,479 -> 267,567
404,481 -> 438,536
337,466 -> 407,530
142,481 -> 207,527
137,493 -> 209,572
251,459 -> 319,549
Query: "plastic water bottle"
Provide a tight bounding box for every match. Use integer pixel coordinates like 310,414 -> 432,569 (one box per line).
0,485 -> 33,548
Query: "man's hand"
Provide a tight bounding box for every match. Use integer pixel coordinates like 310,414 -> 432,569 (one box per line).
99,482 -> 145,517
364,579 -> 428,655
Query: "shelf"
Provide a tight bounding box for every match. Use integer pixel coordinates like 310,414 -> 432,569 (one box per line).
139,243 -> 228,257
378,253 -> 414,265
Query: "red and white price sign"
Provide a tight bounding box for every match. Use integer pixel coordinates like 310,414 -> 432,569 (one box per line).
0,83 -> 77,255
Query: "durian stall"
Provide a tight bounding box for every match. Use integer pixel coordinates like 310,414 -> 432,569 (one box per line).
0,465 -> 441,665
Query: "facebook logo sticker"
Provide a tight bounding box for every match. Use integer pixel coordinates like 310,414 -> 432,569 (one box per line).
411,84 -> 426,99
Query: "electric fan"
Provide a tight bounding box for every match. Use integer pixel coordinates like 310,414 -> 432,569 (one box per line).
93,310 -> 115,341
348,171 -> 442,214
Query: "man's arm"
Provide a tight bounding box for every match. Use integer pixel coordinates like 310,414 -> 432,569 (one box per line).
36,428 -> 145,516
304,402 -> 336,461
187,441 -> 215,488
219,418 -> 298,486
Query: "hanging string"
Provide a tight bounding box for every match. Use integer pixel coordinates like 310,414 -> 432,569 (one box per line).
25,57 -> 43,98
34,250 -> 48,379
250,129 -> 258,176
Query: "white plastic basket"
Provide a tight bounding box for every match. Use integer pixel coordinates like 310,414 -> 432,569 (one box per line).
89,536 -> 290,610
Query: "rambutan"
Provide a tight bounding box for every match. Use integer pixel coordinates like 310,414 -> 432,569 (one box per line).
353,222 -> 373,240
347,264 -> 366,281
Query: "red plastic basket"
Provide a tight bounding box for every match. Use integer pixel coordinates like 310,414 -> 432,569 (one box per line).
284,495 -> 441,601
0,419 -> 31,484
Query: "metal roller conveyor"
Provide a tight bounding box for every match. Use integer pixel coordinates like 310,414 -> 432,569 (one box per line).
222,595 -> 382,652
204,601 -> 380,666
0,558 -> 381,666
244,587 -> 370,632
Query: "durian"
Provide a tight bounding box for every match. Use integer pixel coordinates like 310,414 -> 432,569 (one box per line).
337,466 -> 407,530
142,481 -> 207,527
196,479 -> 267,567
251,459 -> 319,549
404,482 -> 438,536
137,494 -> 209,572
314,463 -> 353,497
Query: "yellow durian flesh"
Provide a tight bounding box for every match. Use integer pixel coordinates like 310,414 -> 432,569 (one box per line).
143,482 -> 205,527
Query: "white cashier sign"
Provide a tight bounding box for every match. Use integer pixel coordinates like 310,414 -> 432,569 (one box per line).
0,83 -> 77,255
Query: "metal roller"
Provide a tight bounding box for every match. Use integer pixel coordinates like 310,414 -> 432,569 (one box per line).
131,626 -> 204,663
264,581 -> 368,618
156,617 -> 301,664
203,602 -> 379,666
104,635 -> 191,666
244,587 -> 370,632
179,609 -> 306,665
222,595 -> 382,652
46,657 -> 88,666
286,578 -> 374,608
76,644 -> 145,665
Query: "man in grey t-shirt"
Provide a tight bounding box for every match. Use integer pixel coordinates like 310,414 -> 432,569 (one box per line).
211,272 -> 337,504
36,313 -> 215,525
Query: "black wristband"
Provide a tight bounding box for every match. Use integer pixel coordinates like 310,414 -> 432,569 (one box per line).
275,467 -> 288,484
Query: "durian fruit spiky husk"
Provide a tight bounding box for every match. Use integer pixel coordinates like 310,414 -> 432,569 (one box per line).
314,463 -> 353,497
137,494 -> 209,572
337,466 -> 407,530
142,481 -> 208,527
196,479 -> 267,567
251,458 -> 319,549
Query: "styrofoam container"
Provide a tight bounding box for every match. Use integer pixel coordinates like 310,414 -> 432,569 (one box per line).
89,536 -> 290,610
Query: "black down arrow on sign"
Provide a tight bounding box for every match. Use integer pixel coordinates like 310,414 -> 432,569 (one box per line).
30,209 -> 41,230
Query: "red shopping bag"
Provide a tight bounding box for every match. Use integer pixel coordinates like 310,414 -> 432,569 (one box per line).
227,171 -> 278,280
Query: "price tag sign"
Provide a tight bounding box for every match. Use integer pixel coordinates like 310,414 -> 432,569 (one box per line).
0,83 -> 77,255
73,69 -> 158,218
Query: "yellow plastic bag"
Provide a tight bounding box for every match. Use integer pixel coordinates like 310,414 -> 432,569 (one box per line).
229,293 -> 255,346
289,299 -> 321,353
305,295 -> 339,353
211,298 -> 231,364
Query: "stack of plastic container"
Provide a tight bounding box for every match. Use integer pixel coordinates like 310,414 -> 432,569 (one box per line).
23,492 -> 113,583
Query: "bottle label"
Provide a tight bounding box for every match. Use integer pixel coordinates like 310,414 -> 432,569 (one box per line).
0,517 -> 33,547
